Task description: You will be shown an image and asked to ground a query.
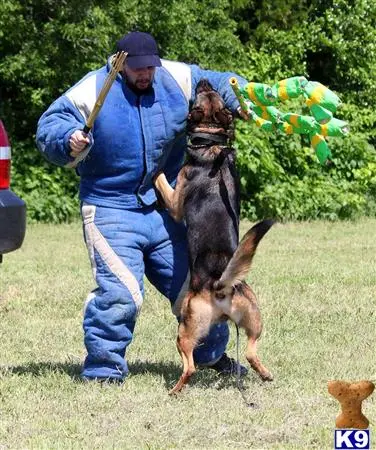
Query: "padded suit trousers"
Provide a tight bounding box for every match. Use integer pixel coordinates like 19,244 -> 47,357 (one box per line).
80,203 -> 229,380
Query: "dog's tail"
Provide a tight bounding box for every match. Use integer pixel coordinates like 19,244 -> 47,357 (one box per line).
213,219 -> 274,294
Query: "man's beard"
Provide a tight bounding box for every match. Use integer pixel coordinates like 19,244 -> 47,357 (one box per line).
124,74 -> 154,96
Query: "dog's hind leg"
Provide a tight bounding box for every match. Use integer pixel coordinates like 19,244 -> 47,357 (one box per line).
169,292 -> 213,394
244,334 -> 273,381
169,323 -> 197,394
232,288 -> 273,382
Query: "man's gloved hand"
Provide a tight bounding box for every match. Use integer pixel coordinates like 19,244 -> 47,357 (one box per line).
69,130 -> 91,158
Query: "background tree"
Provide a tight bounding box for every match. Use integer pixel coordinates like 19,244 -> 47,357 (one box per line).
0,0 -> 375,222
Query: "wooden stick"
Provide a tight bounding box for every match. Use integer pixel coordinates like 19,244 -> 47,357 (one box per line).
83,51 -> 127,133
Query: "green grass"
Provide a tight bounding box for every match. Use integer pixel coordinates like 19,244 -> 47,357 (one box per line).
1,219 -> 375,449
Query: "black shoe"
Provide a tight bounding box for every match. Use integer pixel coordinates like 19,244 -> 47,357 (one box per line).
208,353 -> 248,376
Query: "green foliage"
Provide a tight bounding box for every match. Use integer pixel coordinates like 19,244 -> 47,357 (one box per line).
0,0 -> 375,222
236,118 -> 376,221
11,140 -> 80,222
233,0 -> 376,220
306,0 -> 376,103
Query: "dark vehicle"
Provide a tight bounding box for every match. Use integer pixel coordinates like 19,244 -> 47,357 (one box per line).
0,120 -> 26,263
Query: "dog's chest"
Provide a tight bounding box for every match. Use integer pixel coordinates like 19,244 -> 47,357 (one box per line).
185,160 -> 238,201
186,162 -> 238,217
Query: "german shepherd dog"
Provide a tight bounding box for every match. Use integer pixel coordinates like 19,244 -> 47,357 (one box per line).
154,79 -> 273,394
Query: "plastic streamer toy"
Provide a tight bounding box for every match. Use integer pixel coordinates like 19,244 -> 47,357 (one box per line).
230,76 -> 349,165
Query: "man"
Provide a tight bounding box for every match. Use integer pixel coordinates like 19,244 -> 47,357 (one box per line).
36,31 -> 248,382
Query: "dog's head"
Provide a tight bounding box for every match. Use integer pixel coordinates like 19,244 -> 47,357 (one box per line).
188,79 -> 234,140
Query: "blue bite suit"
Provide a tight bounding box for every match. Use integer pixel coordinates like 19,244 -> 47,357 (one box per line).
36,56 -> 247,380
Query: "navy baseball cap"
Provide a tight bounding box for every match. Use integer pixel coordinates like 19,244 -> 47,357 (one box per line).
116,31 -> 161,69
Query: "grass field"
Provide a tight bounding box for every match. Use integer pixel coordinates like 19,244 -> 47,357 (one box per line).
0,219 -> 375,449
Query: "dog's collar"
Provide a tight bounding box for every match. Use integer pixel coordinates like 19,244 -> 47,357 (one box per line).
189,131 -> 232,147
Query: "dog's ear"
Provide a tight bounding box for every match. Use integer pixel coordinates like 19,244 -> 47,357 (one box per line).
215,220 -> 274,290
196,79 -> 214,95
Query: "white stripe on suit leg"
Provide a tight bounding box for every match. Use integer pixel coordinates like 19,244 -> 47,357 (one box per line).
82,204 -> 143,313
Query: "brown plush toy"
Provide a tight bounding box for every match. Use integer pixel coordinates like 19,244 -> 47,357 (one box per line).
328,380 -> 375,429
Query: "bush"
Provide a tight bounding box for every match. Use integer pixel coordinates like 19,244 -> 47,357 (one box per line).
1,0 -> 376,222
11,140 -> 80,223
236,119 -> 376,221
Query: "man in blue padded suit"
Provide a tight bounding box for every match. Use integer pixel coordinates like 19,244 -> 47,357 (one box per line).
36,31 -> 249,382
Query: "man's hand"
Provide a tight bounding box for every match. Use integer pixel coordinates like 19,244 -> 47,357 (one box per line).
69,130 -> 90,158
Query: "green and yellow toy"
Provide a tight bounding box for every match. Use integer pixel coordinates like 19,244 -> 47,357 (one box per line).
230,76 -> 349,165
272,76 -> 308,101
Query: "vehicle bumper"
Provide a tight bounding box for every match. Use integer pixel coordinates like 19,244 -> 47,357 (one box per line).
0,189 -> 26,255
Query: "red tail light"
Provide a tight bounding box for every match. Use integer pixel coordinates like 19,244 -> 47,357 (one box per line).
0,159 -> 11,189
0,120 -> 11,189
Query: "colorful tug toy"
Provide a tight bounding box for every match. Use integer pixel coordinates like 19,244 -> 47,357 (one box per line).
230,76 -> 349,165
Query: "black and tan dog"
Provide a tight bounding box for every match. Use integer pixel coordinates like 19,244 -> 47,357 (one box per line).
154,79 -> 273,394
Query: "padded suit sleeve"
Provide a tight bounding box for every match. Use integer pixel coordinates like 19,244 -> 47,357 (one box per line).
190,64 -> 248,113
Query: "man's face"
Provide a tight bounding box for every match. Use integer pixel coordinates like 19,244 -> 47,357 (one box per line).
123,64 -> 156,91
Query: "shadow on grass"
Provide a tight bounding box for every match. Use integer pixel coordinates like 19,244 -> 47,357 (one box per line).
1,361 -> 82,381
1,359 -> 249,392
128,359 -> 248,391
